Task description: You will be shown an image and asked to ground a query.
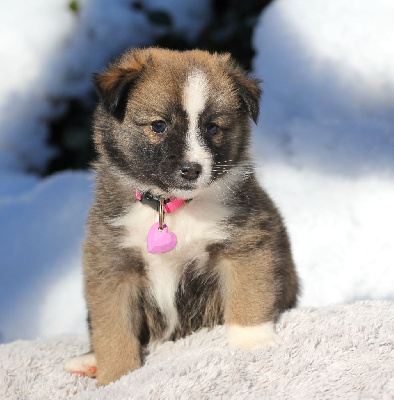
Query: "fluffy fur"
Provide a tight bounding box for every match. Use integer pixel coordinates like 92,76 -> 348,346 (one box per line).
64,48 -> 299,386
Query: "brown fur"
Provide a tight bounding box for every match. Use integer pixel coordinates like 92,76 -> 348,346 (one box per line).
80,48 -> 299,386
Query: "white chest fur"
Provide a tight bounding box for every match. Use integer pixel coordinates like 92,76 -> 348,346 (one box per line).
111,197 -> 231,338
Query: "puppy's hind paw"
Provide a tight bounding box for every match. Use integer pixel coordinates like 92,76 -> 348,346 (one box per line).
227,321 -> 282,350
64,352 -> 97,377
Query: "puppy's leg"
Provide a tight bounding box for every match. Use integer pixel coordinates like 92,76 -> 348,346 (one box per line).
86,273 -> 143,386
219,250 -> 281,349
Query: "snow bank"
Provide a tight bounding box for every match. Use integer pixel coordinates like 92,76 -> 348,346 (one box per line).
253,0 -> 394,174
0,172 -> 93,343
253,0 -> 394,307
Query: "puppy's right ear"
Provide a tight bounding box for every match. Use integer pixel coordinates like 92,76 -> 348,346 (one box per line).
92,60 -> 144,121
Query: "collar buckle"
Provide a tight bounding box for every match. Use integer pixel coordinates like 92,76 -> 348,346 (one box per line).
139,192 -> 169,212
136,190 -> 189,214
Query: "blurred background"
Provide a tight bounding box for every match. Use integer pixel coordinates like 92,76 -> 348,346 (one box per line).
0,0 -> 393,343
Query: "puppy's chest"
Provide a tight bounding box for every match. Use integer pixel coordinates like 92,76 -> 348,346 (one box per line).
112,200 -> 231,268
111,200 -> 232,340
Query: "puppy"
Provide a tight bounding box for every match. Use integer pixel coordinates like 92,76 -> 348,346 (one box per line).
64,48 -> 299,386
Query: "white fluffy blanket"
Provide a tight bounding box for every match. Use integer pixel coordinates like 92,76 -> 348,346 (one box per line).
1,301 -> 393,399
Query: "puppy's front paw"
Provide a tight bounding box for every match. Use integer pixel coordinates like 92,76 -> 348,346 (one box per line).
227,321 -> 282,349
95,366 -> 133,387
64,352 -> 97,377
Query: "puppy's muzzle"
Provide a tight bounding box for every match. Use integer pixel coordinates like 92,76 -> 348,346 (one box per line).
179,162 -> 202,182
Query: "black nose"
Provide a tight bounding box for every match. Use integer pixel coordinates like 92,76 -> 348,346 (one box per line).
180,162 -> 202,181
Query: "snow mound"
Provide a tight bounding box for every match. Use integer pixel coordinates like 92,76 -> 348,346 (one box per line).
253,0 -> 394,307
0,172 -> 93,343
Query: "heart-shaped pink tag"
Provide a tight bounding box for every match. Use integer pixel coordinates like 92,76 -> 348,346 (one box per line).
147,222 -> 177,254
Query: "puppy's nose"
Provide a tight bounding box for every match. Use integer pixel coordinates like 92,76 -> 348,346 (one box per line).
180,162 -> 202,181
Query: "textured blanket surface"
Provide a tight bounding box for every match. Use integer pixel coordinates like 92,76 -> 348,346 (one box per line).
1,301 -> 393,399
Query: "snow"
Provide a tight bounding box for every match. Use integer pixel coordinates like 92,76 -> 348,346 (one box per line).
0,172 -> 93,343
252,0 -> 394,307
0,0 -> 393,343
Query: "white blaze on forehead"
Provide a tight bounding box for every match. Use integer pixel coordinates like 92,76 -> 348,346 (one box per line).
183,69 -> 212,177
184,69 -> 208,125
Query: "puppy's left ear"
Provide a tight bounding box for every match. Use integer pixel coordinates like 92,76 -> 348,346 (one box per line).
233,74 -> 262,124
92,60 -> 144,121
220,54 -> 262,124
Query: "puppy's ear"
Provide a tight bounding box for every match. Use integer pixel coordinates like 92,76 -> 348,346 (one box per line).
233,74 -> 262,124
92,60 -> 144,121
221,54 -> 262,124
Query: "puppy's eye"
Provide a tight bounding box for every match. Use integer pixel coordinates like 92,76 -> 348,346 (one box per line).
150,120 -> 167,135
206,123 -> 219,136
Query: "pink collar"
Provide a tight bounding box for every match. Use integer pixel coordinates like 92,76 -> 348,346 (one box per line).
135,190 -> 186,213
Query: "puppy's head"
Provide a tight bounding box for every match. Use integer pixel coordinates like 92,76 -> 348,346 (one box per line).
93,48 -> 261,199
